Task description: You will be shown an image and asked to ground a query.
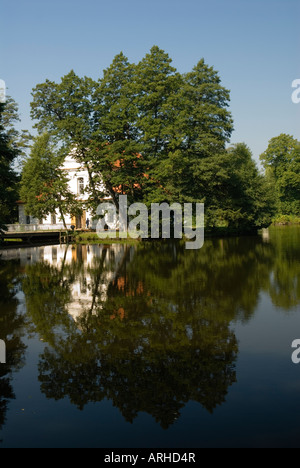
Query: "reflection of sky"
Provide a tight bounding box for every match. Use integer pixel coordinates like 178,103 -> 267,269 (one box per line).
234,292 -> 300,358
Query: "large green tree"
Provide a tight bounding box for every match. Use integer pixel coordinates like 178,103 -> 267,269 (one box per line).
20,133 -> 82,229
91,52 -> 146,207
260,134 -> 300,216
0,98 -> 21,231
222,143 -> 276,229
139,56 -> 235,208
30,72 -> 102,209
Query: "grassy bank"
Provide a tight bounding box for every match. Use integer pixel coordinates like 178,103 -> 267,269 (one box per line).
74,227 -> 260,245
74,232 -> 141,245
0,238 -> 23,245
272,215 -> 300,226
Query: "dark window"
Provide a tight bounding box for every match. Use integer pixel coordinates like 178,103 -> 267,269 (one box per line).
78,178 -> 85,195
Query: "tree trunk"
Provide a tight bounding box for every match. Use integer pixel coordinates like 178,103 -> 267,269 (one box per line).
59,205 -> 68,231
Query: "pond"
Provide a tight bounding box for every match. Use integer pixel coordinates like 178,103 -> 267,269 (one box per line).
0,226 -> 300,448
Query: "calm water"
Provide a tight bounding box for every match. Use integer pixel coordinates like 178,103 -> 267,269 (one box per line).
0,226 -> 300,448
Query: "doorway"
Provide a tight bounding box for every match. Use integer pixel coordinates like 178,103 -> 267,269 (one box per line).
76,215 -> 82,229
72,211 -> 86,230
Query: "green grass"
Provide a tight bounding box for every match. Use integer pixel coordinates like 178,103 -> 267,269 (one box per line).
74,232 -> 141,245
3,238 -> 23,243
75,226 -> 261,246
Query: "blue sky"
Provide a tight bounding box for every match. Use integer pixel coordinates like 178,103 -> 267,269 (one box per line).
1,0 -> 299,163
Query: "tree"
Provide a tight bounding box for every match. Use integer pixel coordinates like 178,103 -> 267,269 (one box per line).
1,96 -> 32,160
31,72 -> 102,209
147,58 -> 235,210
260,134 -> 300,216
0,99 -> 20,231
20,133 -> 82,229
223,143 -> 276,229
30,58 -> 151,212
133,46 -> 181,159
91,52 -> 146,207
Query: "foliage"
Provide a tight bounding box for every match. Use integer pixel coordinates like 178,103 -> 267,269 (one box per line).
0,260 -> 27,430
20,133 -> 82,228
260,134 -> 300,216
272,214 -> 300,225
0,99 -> 22,231
221,143 -> 276,229
29,46 -> 275,231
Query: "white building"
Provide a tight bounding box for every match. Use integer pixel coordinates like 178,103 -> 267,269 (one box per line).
18,151 -> 108,231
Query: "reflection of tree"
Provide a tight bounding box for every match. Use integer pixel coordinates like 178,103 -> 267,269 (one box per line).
21,231 -> 300,429
38,326 -> 237,429
22,245 -> 130,343
267,227 -> 300,310
122,238 -> 275,324
25,240 -> 272,428
0,260 -> 27,435
22,259 -> 78,347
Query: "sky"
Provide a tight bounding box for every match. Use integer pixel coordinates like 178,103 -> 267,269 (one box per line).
1,0 -> 299,164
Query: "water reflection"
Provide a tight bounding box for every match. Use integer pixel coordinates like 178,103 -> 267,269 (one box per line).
0,259 -> 27,435
266,227 -> 300,310
0,226 -> 299,432
18,243 -> 237,427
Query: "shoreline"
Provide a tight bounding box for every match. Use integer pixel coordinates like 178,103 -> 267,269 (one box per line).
1,224 -> 299,250
73,227 -> 263,245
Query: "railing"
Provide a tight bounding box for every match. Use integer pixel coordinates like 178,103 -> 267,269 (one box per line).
5,224 -> 72,232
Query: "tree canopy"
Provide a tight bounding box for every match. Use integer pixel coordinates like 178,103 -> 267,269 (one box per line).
27,46 -> 275,231
0,98 -> 22,231
260,134 -> 300,217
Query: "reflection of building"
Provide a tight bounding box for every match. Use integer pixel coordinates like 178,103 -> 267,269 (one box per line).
43,244 -> 128,320
1,244 -> 129,321
18,150 -> 109,230
262,228 -> 270,243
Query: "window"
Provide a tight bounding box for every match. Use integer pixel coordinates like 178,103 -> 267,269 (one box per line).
78,178 -> 85,195
51,214 -> 57,225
